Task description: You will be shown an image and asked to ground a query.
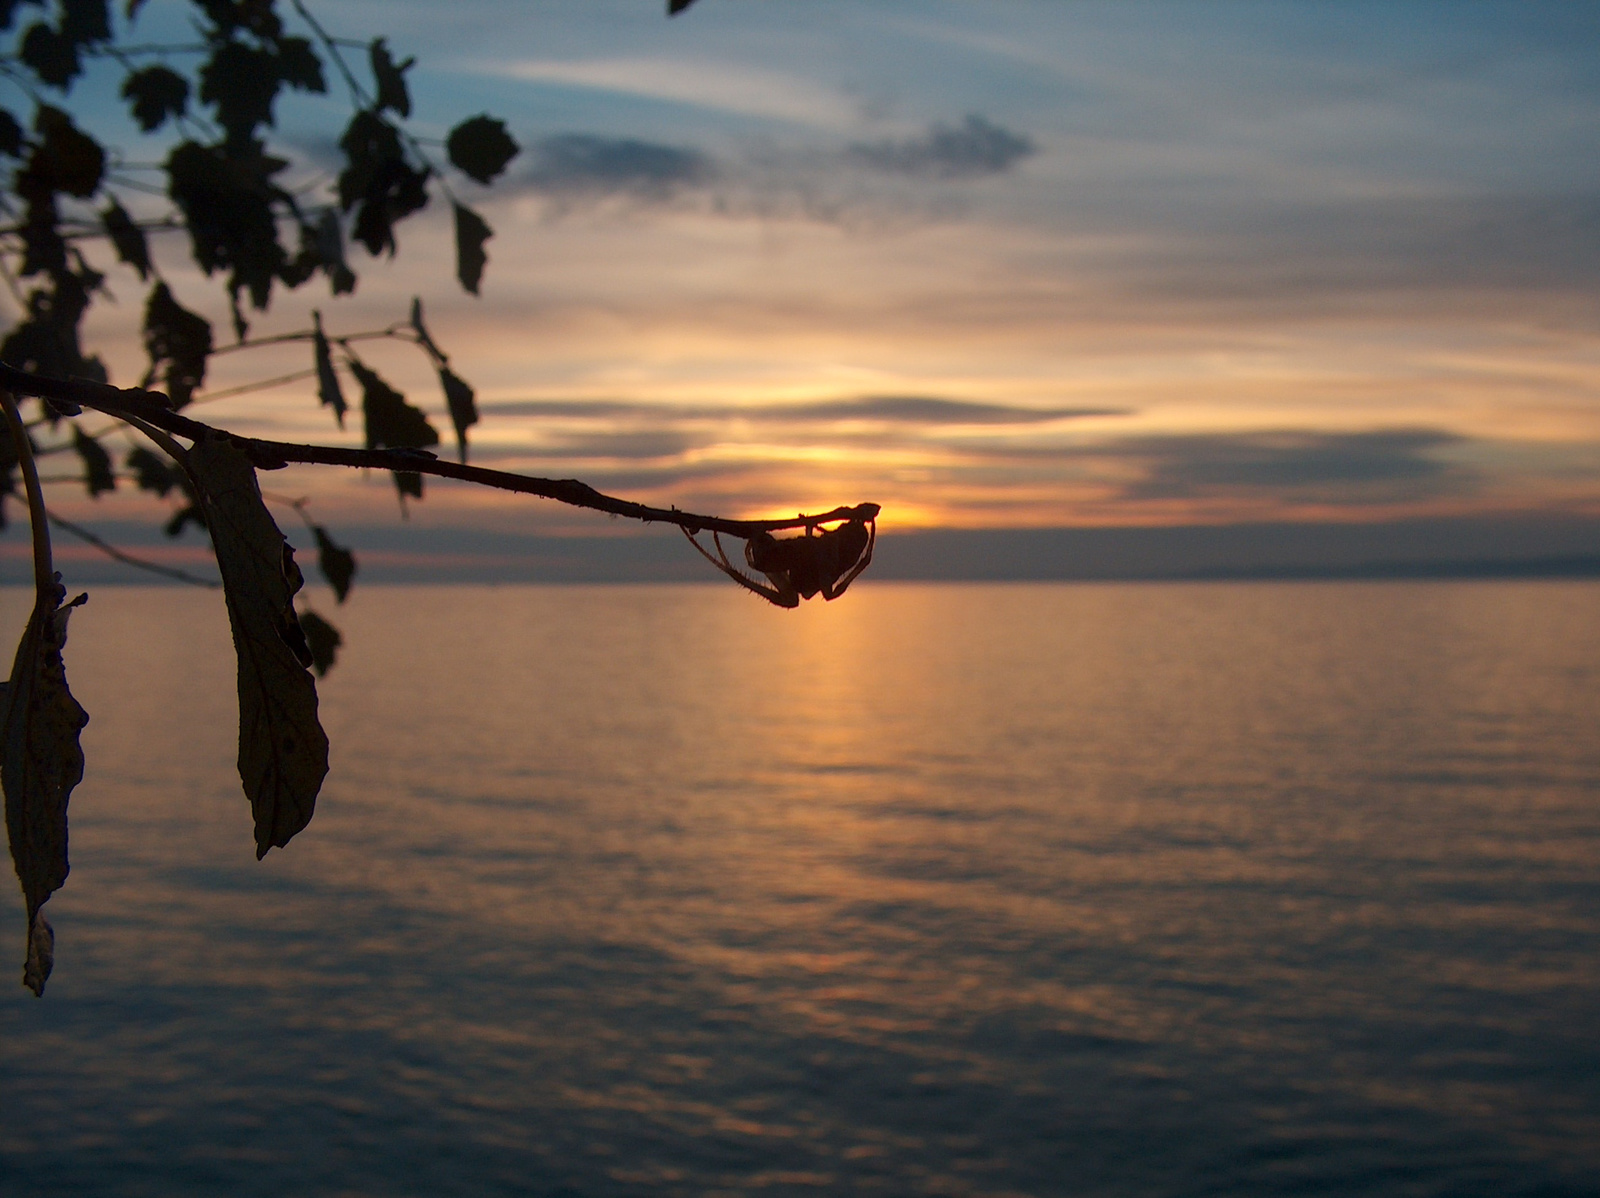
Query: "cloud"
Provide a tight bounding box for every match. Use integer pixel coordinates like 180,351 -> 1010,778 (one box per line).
488,58 -> 863,129
520,134 -> 715,199
481,395 -> 1114,426
1101,429 -> 1473,503
847,115 -> 1036,179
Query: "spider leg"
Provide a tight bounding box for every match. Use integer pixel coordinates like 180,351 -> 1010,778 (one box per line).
820,519 -> 875,601
681,526 -> 796,607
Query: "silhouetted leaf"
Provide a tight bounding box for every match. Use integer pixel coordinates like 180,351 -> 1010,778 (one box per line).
60,0 -> 111,46
142,282 -> 212,408
165,140 -> 291,309
276,37 -> 323,93
369,38 -> 412,118
72,426 -> 113,496
120,64 -> 187,132
0,2 -> 37,33
313,210 -> 355,294
296,609 -> 340,677
348,356 -> 437,500
101,198 -> 149,279
126,446 -> 181,496
164,504 -> 204,537
338,109 -> 429,257
439,368 -> 478,463
198,37 -> 322,149
446,115 -> 518,185
669,0 -> 700,13
185,432 -> 328,859
350,358 -> 438,453
312,312 -> 345,427
0,109 -> 22,157
453,202 -> 490,294
32,105 -> 103,197
20,23 -> 80,89
2,580 -> 89,996
312,525 -> 354,603
407,298 -> 479,461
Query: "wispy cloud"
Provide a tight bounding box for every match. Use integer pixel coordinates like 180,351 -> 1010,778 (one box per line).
1097,429 -> 1473,503
846,115 -> 1036,179
482,395 -> 1119,426
521,134 -> 715,200
487,57 -> 861,128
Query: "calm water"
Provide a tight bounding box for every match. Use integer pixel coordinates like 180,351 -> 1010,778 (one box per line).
0,582 -> 1596,1197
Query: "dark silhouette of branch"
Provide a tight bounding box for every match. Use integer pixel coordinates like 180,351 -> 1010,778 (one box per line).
43,511 -> 220,589
0,366 -> 880,537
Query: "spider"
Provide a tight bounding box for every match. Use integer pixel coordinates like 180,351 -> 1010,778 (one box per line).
683,516 -> 876,608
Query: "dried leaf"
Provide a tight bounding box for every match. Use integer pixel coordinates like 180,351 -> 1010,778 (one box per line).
296,609 -> 341,677
312,525 -> 355,603
3,580 -> 89,996
453,202 -> 490,295
186,432 -> 328,859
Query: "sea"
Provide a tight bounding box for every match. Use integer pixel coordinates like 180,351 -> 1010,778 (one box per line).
0,582 -> 1596,1198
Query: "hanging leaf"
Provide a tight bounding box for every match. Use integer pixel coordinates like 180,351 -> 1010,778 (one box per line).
0,109 -> 23,157
446,115 -> 518,185
669,0 -> 701,13
120,64 -> 188,132
296,609 -> 341,677
2,580 -> 89,996
313,211 -> 355,295
20,24 -> 80,90
312,312 -> 345,427
185,432 -> 328,859
368,38 -> 413,119
312,525 -> 355,603
453,202 -> 490,295
349,358 -> 437,452
142,282 -> 212,408
60,0 -> 111,46
347,356 -> 438,501
126,446 -> 181,496
72,426 -> 114,496
337,109 -> 429,257
32,105 -> 103,197
101,198 -> 150,279
439,368 -> 478,463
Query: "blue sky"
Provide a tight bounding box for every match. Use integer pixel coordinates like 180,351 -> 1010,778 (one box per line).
16,0 -> 1600,559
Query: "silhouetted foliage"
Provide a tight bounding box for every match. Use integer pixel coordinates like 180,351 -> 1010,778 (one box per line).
0,0 -> 877,996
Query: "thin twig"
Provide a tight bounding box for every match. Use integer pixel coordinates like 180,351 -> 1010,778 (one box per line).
43,511 -> 219,589
0,389 -> 54,600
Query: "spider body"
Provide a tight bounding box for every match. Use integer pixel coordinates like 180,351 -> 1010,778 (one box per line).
684,516 -> 876,607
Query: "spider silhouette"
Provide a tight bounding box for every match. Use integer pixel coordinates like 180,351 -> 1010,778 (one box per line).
684,517 -> 876,608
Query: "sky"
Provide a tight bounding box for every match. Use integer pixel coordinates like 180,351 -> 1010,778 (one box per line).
14,0 -> 1600,576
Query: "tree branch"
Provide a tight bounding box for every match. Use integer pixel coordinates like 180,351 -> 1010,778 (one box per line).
0,366 -> 880,538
